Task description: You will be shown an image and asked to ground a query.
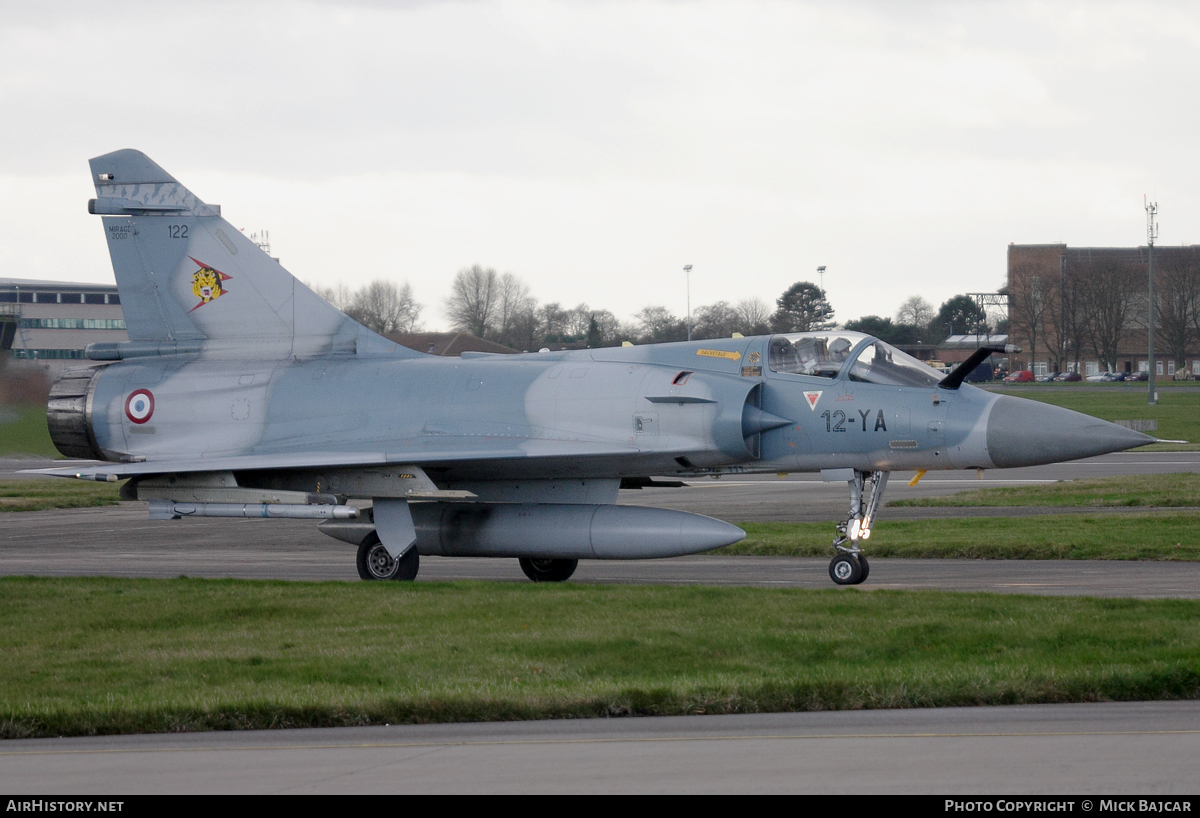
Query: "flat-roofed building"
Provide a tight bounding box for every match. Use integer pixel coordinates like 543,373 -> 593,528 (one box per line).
0,278 -> 128,376
1007,244 -> 1200,379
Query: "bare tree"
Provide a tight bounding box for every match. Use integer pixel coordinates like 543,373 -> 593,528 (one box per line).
503,307 -> 542,351
1189,258 -> 1200,368
1080,254 -> 1142,372
345,280 -> 423,335
540,302 -> 570,341
553,304 -> 624,346
492,272 -> 538,348
588,309 -> 623,347
635,306 -> 688,343
692,301 -> 740,340
309,282 -> 355,312
565,303 -> 595,339
1008,265 -> 1053,371
1043,255 -> 1087,374
735,298 -> 772,336
614,319 -> 641,345
445,265 -> 499,338
896,295 -> 934,328
1155,248 -> 1200,373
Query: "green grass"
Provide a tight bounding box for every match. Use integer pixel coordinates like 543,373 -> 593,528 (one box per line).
2,576 -> 1199,738
0,479 -> 121,512
0,405 -> 58,458
987,387 -> 1200,450
888,473 -> 1200,508
729,513 -> 1200,559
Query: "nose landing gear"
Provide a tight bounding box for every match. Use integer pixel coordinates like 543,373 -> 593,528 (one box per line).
829,469 -> 887,586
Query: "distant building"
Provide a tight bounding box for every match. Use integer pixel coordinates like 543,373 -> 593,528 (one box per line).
0,278 -> 127,376
891,342 -> 939,364
1007,243 -> 1200,379
938,333 -> 1010,361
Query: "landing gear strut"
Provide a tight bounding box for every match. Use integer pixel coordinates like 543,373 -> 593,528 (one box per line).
829,469 -> 888,586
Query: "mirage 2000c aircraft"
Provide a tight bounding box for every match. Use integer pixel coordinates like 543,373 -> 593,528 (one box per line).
37,150 -> 1155,585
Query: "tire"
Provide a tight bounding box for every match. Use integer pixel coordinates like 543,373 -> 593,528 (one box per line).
357,534 -> 419,581
518,557 -> 578,583
856,554 -> 869,582
828,553 -> 862,586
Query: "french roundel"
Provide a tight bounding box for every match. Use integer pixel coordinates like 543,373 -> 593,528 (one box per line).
124,389 -> 155,424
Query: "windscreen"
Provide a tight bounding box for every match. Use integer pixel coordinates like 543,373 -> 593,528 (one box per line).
847,340 -> 944,387
767,333 -> 868,379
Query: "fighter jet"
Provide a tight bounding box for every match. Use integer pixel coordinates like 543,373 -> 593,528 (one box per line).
38,150 -> 1154,585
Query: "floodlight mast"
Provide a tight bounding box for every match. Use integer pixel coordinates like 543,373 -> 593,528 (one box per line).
1146,197 -> 1158,405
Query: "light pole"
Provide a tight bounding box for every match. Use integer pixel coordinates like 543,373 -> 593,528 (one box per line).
683,265 -> 693,341
1146,197 -> 1158,405
1059,253 -> 1067,373
817,265 -> 826,292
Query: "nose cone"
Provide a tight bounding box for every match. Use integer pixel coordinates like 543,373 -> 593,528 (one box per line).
986,395 -> 1155,468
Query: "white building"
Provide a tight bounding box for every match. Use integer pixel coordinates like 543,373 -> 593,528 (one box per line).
1,278 -> 127,377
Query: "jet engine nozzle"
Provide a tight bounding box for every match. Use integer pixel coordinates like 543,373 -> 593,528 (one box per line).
46,366 -> 106,460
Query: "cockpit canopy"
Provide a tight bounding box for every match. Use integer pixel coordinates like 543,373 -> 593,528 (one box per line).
768,332 -> 944,388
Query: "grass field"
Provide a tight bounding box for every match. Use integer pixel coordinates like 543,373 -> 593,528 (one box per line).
3,576 -> 1198,738
0,405 -> 58,458
0,478 -> 121,512
888,473 -> 1200,508
729,513 -> 1200,559
3,391 -> 1196,741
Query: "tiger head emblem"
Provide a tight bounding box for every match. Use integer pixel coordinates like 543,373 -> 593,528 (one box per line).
192,268 -> 222,302
187,257 -> 232,312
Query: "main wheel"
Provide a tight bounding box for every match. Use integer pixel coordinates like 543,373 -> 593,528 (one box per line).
856,554 -> 869,582
828,553 -> 862,586
357,534 -> 419,581
518,557 -> 578,583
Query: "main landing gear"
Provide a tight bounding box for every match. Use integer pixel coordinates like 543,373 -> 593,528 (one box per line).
357,533 -> 419,581
829,469 -> 888,586
354,530 -> 580,584
519,557 -> 579,583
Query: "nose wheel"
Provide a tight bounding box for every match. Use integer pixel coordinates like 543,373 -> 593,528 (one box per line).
828,553 -> 870,585
829,470 -> 887,586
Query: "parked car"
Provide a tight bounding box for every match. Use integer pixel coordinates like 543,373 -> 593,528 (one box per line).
1127,371 -> 1148,382
1003,370 -> 1034,383
1035,372 -> 1060,383
1053,372 -> 1081,382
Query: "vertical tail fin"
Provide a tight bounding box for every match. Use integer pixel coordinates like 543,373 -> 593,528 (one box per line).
87,149 -> 421,359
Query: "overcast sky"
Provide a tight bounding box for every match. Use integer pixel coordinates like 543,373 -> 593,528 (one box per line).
3,0 -> 1198,331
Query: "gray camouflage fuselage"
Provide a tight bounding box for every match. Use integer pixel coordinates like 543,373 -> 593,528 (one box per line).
39,149 -> 1154,577
74,335 -> 1138,482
